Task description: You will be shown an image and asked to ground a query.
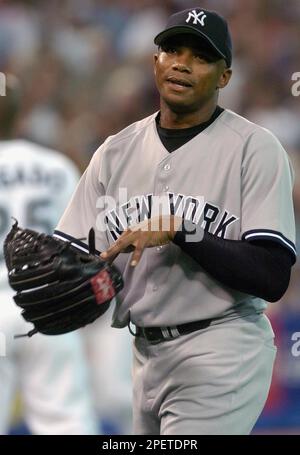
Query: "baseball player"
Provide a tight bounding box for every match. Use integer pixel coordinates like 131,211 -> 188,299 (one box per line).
0,76 -> 98,434
55,8 -> 296,435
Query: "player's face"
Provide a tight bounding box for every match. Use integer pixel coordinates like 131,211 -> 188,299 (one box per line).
153,35 -> 232,115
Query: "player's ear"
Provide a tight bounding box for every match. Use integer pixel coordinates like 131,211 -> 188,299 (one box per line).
217,66 -> 232,89
153,53 -> 159,75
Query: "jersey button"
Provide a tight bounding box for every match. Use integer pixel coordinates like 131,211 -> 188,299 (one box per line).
164,186 -> 169,192
153,285 -> 158,291
163,164 -> 171,171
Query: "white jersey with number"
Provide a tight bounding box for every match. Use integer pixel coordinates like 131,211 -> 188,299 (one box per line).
0,139 -> 79,288
55,109 -> 296,329
0,140 -> 98,435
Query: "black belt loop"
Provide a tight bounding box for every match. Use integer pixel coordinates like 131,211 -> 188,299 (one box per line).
127,321 -> 141,337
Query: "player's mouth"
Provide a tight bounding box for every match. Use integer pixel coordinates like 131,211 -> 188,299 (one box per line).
166,76 -> 193,90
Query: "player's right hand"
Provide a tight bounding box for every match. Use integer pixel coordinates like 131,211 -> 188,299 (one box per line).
100,215 -> 182,267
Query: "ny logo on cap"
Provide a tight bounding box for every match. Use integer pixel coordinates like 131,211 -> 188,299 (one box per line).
186,10 -> 207,26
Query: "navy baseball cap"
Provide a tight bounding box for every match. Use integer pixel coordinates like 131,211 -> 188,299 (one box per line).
154,8 -> 232,68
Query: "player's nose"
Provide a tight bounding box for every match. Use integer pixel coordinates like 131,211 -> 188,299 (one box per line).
171,62 -> 192,74
171,50 -> 193,74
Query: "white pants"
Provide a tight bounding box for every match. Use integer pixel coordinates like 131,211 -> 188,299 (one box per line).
132,313 -> 276,435
82,308 -> 133,435
0,291 -> 99,435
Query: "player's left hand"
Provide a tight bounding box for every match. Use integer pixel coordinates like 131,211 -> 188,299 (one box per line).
100,215 -> 183,266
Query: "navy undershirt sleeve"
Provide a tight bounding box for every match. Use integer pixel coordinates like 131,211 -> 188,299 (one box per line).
156,106 -> 293,301
173,221 -> 293,302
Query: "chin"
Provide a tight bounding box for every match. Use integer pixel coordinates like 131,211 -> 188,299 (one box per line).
164,97 -> 197,114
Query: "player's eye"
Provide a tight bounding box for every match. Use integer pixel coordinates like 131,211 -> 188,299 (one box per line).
194,51 -> 218,63
194,53 -> 209,62
161,45 -> 177,54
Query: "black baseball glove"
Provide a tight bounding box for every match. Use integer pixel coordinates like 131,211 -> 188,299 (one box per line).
3,220 -> 123,337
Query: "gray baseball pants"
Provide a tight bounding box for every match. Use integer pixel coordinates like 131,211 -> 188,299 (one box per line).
132,313 -> 276,435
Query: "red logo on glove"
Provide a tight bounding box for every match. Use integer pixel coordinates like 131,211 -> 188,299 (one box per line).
91,270 -> 115,304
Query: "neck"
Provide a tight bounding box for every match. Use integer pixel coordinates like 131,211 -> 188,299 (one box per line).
159,99 -> 217,129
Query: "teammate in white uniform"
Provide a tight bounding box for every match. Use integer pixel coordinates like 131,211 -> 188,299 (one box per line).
0,76 -> 98,435
55,9 -> 296,434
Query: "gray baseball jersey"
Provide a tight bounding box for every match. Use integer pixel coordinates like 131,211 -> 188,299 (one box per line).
55,109 -> 296,328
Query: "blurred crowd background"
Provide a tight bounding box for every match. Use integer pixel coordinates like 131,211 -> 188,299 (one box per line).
1,0 -> 300,434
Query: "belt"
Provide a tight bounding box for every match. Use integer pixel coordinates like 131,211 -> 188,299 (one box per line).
129,318 -> 212,344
